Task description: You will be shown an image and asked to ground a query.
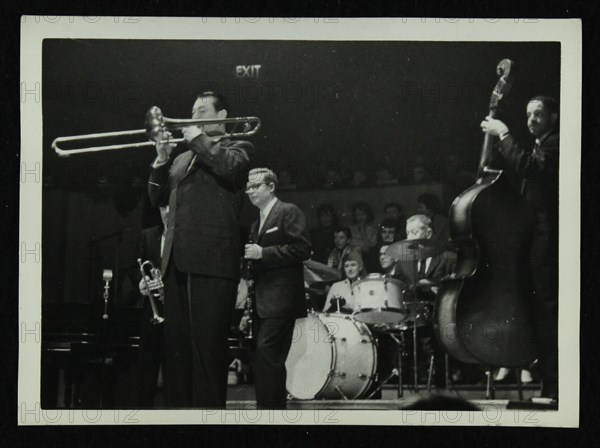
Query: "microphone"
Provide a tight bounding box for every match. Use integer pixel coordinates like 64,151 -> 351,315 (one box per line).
102,269 -> 113,320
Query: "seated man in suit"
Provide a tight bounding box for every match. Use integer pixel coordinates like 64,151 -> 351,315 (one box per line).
396,214 -> 455,387
244,168 -> 311,409
396,214 -> 454,298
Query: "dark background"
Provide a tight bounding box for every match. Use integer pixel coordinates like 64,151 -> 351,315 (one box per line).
42,39 -> 560,189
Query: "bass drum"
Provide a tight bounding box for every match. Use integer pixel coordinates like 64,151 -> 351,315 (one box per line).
286,312 -> 377,400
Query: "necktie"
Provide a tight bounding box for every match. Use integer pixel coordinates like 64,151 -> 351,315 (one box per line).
418,258 -> 427,279
259,211 -> 266,233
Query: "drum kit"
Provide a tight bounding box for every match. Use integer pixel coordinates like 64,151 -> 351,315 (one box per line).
286,239 -> 449,401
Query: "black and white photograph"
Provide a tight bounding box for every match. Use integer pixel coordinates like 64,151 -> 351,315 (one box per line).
19,17 -> 581,426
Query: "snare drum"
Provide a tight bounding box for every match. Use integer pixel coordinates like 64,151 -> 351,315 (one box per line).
353,274 -> 407,324
285,312 -> 377,400
377,301 -> 433,332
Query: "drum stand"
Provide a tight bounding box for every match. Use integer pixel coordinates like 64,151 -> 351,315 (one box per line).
367,330 -> 407,399
367,322 -> 422,400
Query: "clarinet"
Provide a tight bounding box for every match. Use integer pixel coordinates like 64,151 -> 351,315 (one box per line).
245,233 -> 257,340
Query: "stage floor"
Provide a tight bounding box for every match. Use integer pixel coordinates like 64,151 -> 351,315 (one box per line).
221,383 -> 557,411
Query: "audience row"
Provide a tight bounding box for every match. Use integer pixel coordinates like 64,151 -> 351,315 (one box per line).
309,193 -> 450,274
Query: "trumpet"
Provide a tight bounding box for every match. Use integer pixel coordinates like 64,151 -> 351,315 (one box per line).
137,258 -> 165,325
53,106 -> 261,157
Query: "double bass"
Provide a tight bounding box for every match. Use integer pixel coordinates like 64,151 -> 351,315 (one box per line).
434,59 -> 537,368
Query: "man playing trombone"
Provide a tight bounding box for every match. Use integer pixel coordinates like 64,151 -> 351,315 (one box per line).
147,92 -> 253,408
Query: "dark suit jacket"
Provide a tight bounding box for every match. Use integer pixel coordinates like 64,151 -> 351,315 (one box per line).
498,131 -> 559,238
395,252 -> 455,286
250,200 -> 311,319
138,226 -> 163,270
148,133 -> 252,279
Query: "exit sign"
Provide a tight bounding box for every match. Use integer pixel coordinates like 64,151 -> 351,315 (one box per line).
235,65 -> 262,78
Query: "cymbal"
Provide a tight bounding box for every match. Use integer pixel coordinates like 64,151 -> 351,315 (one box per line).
303,259 -> 341,284
385,238 -> 450,261
416,278 -> 441,287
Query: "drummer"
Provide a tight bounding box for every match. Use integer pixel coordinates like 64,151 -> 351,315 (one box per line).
396,214 -> 454,387
322,249 -> 365,314
394,214 -> 455,300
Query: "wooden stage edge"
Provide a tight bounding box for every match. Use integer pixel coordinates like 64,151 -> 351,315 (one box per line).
223,386 -> 558,411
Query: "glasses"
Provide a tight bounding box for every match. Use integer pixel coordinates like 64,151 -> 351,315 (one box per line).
245,182 -> 266,191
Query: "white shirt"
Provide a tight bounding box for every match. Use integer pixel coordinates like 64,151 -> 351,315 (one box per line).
323,279 -> 358,312
259,197 -> 278,233
417,257 -> 432,275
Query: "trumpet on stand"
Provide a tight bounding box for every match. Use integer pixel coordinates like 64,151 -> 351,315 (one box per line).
137,258 -> 165,325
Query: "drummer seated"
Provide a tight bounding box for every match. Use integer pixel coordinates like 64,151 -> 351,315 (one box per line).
380,242 -> 444,304
322,249 -> 365,313
395,215 -> 456,387
395,214 -> 455,300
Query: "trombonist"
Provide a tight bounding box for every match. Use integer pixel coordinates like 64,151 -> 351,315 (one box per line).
147,91 -> 253,409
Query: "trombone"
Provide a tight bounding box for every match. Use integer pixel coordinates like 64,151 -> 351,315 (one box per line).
53,106 -> 261,157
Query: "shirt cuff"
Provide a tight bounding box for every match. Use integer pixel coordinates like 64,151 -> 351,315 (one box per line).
152,157 -> 170,169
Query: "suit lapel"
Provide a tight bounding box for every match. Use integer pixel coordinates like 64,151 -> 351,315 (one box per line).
154,230 -> 163,260
178,151 -> 197,184
425,255 -> 441,278
258,200 -> 281,241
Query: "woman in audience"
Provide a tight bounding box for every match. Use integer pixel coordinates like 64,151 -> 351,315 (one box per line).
309,204 -> 338,264
348,201 -> 378,257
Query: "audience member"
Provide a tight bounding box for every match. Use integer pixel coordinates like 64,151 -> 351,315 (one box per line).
375,166 -> 399,186
383,202 -> 407,239
416,192 -> 450,242
323,166 -> 343,188
348,202 -> 378,256
411,163 -> 436,185
349,170 -> 368,188
277,169 -> 297,190
327,226 -> 353,276
309,204 -> 338,264
365,218 -> 402,273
